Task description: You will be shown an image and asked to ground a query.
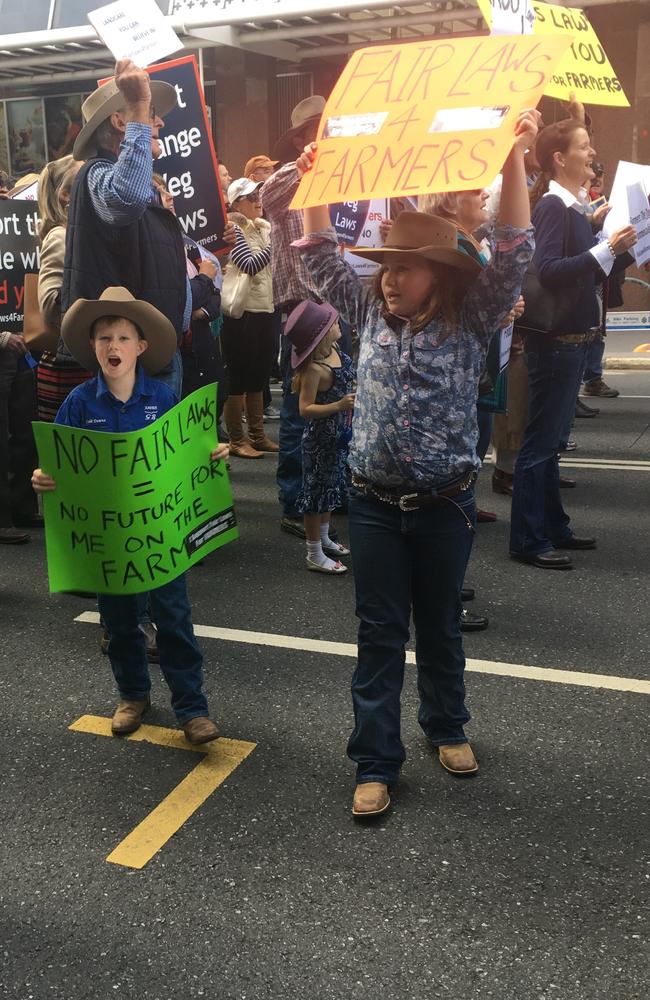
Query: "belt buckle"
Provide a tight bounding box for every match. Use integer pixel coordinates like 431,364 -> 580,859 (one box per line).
398,492 -> 418,511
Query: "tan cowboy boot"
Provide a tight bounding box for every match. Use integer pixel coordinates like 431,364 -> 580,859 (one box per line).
223,394 -> 264,459
438,742 -> 478,776
111,698 -> 150,735
352,782 -> 391,817
246,392 -> 279,453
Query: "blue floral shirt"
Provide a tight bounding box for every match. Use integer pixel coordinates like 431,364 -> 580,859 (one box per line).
300,225 -> 534,490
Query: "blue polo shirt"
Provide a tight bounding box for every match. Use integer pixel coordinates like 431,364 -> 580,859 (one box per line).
55,364 -> 177,432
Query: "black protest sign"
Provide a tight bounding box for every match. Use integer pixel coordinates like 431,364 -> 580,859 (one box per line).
0,199 -> 40,332
148,56 -> 227,253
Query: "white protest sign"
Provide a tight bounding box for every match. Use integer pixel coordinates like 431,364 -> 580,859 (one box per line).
494,0 -> 535,35
88,0 -> 182,67
341,199 -> 389,280
603,160 -> 650,239
626,182 -> 650,267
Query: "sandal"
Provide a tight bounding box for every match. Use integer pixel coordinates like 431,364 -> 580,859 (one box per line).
323,540 -> 350,557
306,557 -> 348,575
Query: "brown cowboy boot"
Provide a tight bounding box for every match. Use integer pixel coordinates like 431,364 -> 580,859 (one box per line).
223,394 -> 264,459
246,391 -> 279,453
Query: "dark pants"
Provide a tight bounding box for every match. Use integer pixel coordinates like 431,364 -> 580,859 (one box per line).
98,573 -> 207,724
221,311 -> 275,394
347,488 -> 476,785
0,351 -> 38,528
510,337 -> 586,556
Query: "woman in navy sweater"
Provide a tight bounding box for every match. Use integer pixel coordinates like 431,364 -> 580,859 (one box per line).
509,119 -> 636,569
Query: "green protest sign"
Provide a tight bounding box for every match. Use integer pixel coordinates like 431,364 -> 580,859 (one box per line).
32,384 -> 238,595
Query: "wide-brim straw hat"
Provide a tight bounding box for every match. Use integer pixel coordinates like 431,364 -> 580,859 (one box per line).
273,95 -> 326,163
285,300 -> 339,369
349,211 -> 483,275
61,287 -> 177,375
73,77 -> 177,160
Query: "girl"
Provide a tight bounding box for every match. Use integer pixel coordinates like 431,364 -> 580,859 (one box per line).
294,109 -> 540,818
285,301 -> 355,574
509,119 -> 636,568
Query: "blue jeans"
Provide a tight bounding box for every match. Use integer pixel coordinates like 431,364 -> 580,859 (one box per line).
98,573 -> 208,724
277,334 -> 306,518
583,336 -> 605,384
347,487 -> 476,785
510,337 -> 586,556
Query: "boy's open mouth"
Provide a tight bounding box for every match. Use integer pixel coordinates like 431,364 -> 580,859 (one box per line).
108,357 -> 121,367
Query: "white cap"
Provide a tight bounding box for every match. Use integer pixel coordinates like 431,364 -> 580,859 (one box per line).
227,177 -> 262,204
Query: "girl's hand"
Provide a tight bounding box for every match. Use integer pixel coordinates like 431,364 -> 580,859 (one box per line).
512,109 -> 541,153
501,295 -> 525,327
211,443 -> 230,462
296,142 -> 317,179
608,225 -> 637,255
32,468 -> 56,493
338,393 -> 356,412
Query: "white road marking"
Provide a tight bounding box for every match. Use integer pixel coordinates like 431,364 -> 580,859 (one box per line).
74,613 -> 650,696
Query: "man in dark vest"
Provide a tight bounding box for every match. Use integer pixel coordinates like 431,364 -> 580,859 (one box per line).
62,59 -> 188,397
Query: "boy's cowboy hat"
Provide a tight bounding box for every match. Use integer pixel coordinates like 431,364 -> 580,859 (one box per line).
284,300 -> 339,369
273,95 -> 326,163
61,287 -> 177,375
73,77 -> 177,160
349,212 -> 483,275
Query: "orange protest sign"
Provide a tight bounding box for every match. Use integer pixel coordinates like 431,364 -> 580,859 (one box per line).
290,34 -> 571,210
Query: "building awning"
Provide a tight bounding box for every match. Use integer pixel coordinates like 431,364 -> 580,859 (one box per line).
0,0 -> 623,94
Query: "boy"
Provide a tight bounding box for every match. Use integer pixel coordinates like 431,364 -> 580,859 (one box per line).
32,287 -> 228,744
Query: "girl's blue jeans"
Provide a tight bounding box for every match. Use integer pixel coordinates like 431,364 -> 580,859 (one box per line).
347,487 -> 476,785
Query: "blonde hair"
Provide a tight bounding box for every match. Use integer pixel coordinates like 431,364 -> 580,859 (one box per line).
38,155 -> 80,240
418,192 -> 461,221
291,324 -> 340,393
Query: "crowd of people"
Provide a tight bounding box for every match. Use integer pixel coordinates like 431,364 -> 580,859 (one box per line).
0,58 -> 640,816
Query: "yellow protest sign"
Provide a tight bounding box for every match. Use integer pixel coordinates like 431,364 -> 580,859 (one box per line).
290,34 -> 571,209
477,0 -> 629,107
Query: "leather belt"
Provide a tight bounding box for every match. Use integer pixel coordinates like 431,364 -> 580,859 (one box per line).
555,332 -> 598,344
352,471 -> 477,512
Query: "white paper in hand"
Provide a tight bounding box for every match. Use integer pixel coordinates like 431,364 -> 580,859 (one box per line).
491,0 -> 535,36
88,0 -> 182,67
626,182 -> 650,267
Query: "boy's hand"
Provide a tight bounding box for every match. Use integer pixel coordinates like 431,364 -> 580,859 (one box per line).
296,142 -> 317,179
338,393 -> 356,412
32,468 -> 56,493
211,443 -> 230,463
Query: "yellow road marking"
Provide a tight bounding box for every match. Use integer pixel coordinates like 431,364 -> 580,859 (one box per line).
69,715 -> 256,869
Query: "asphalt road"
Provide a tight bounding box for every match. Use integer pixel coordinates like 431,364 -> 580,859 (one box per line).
1,371 -> 648,1000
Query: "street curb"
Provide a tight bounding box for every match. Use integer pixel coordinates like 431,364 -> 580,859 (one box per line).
605,357 -> 650,370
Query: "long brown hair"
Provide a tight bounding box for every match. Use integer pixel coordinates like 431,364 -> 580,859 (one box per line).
529,119 -> 587,209
371,259 -> 465,336
37,155 -> 81,241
